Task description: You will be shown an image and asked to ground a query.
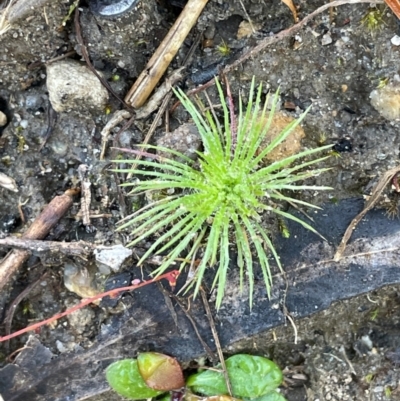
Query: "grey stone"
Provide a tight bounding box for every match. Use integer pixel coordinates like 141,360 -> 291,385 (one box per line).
46,60 -> 108,113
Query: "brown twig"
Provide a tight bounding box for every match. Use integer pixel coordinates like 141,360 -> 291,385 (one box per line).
100,110 -> 132,160
384,0 -> 400,18
77,164 -> 92,229
125,0 -> 210,108
334,165 -> 400,261
200,288 -> 232,396
0,237 -> 95,256
224,0 -> 383,74
157,281 -> 179,327
0,188 -> 79,292
3,270 -> 48,350
0,270 -> 179,342
170,292 -> 217,363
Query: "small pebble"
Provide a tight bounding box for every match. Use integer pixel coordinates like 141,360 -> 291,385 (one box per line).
94,244 -> 132,274
65,300 -> 95,334
370,81 -> 400,120
46,60 -> 108,113
64,262 -> 100,298
157,123 -> 202,161
257,111 -> 305,164
321,33 -> 333,46
391,35 -> 400,46
0,111 -> 7,127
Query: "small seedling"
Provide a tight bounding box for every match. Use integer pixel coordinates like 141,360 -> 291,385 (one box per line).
277,217 -> 290,238
317,132 -> 327,146
216,40 -> 231,57
377,77 -> 389,89
361,6 -> 387,33
370,308 -> 379,321
104,105 -> 112,115
364,373 -> 374,383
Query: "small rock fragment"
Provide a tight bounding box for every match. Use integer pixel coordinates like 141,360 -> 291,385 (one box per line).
157,123 -> 202,161
237,20 -> 262,39
391,35 -> 400,46
321,33 -> 333,46
257,111 -> 305,164
0,111 -> 7,127
64,262 -> 100,298
370,81 -> 400,120
46,60 -> 109,113
94,244 -> 132,274
0,172 -> 18,192
65,299 -> 95,334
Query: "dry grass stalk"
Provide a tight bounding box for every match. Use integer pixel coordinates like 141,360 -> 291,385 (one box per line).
124,0 -> 209,108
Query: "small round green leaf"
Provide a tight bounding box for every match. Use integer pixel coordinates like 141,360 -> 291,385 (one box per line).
106,359 -> 165,400
186,355 -> 283,398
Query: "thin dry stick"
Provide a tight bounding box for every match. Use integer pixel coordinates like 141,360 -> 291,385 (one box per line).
384,0 -> 400,18
0,0 -> 15,35
125,0 -> 209,107
0,270 -> 179,342
0,188 -> 79,292
334,164 -> 400,261
125,94 -> 173,179
157,281 -> 179,327
238,0 -> 256,33
3,270 -> 47,350
169,292 -> 217,363
200,288 -> 232,396
0,237 -> 95,256
77,164 -> 92,228
100,110 -> 132,160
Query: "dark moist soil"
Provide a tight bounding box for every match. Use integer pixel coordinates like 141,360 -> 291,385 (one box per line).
0,0 -> 400,400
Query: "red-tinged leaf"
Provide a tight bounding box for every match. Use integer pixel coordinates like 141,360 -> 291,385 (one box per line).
138,352 -> 185,391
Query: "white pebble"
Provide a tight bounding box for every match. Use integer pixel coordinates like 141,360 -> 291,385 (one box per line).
391,35 -> 400,46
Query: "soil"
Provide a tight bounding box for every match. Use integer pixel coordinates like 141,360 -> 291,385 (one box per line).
0,0 -> 400,400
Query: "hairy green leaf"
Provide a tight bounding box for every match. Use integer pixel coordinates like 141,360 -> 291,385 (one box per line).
106,359 -> 164,400
186,355 -> 283,398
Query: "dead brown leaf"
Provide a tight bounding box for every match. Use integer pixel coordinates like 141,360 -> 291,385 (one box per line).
281,0 -> 298,21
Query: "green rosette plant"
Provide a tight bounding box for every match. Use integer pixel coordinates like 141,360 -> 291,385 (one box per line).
114,78 -> 332,308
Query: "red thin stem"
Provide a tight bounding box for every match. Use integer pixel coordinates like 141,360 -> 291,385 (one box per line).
0,270 -> 179,342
